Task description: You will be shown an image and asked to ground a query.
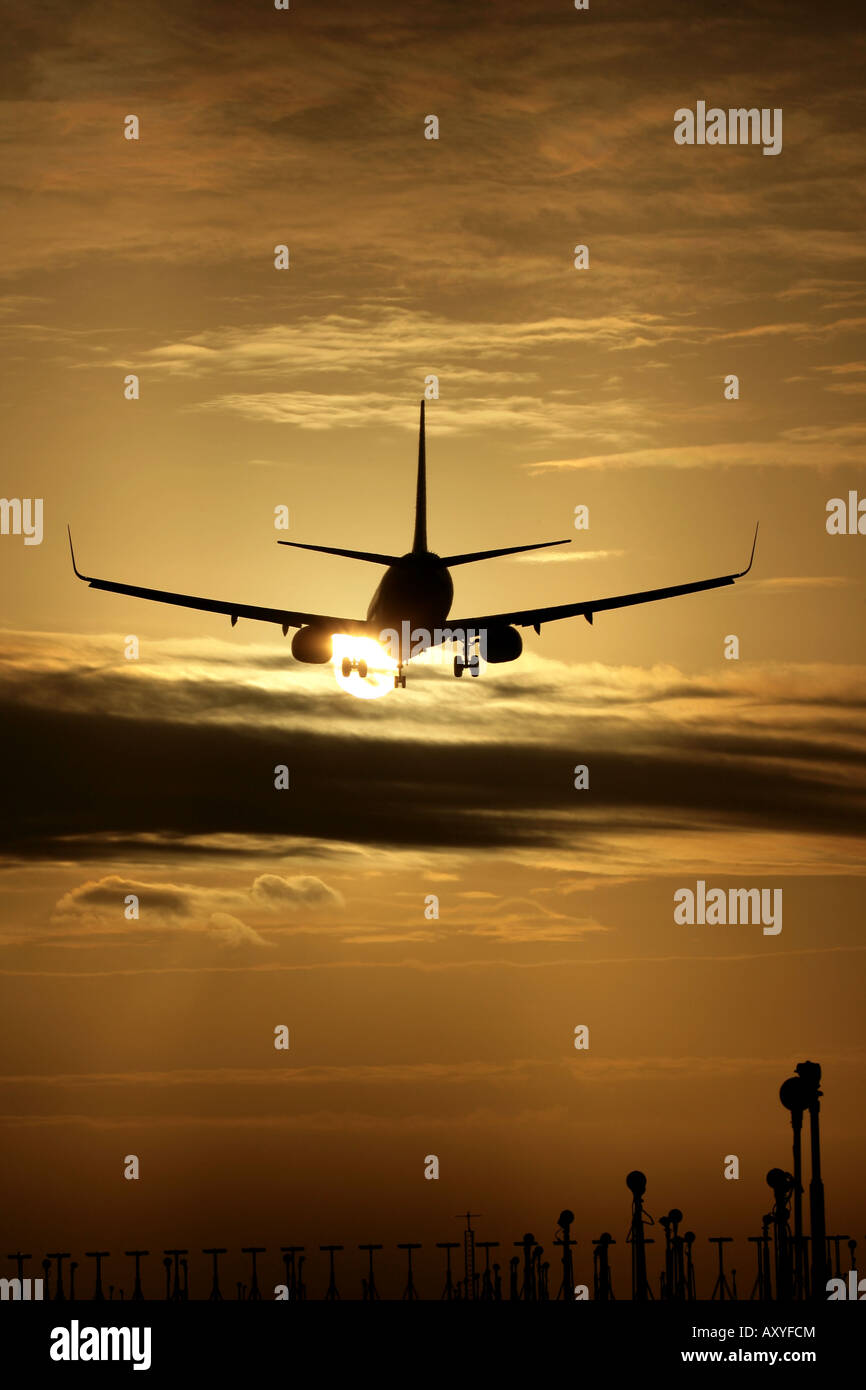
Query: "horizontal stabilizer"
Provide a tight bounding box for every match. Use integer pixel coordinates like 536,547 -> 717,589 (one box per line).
278,541 -> 399,565
441,538 -> 571,566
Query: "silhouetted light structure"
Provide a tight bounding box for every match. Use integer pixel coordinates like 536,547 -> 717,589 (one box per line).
802,1235 -> 812,1297
683,1231 -> 697,1300
767,1168 -> 794,1301
476,1241 -> 499,1301
748,1233 -> 771,1302
780,1072 -> 808,1297
708,1238 -> 734,1300
241,1247 -> 265,1302
42,1258 -> 52,1300
626,1171 -> 653,1301
320,1245 -> 343,1301
826,1234 -> 849,1278
69,1261 -> 78,1301
659,1212 -> 680,1300
281,1246 -> 305,1301
592,1233 -> 616,1301
46,1252 -> 70,1302
125,1250 -> 148,1302
515,1233 -> 537,1301
670,1211 -> 685,1300
7,1252 -> 30,1285
85,1251 -> 110,1301
359,1245 -> 382,1301
795,1060 -> 828,1299
162,1257 -> 172,1301
202,1248 -> 225,1301
437,1242 -> 459,1301
554,1210 -> 576,1302
398,1243 -> 421,1300
163,1249 -> 187,1303
657,1209 -> 686,1300
456,1212 -> 480,1300
536,1250 -> 550,1301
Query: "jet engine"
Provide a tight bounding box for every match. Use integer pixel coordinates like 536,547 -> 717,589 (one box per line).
291,626 -> 334,664
481,625 -> 523,664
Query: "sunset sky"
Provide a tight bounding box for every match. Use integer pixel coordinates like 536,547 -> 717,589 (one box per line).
1,0 -> 864,1298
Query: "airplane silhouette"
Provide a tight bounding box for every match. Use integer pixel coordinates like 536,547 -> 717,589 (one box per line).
69,401 -> 758,689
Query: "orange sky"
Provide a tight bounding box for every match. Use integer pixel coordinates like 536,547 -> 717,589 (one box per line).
0,0 -> 864,1298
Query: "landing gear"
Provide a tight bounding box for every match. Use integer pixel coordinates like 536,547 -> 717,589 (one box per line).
394,664 -> 407,689
453,653 -> 480,679
341,657 -> 368,679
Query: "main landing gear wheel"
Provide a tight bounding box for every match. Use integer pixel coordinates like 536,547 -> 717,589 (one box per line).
453,656 -> 480,679
341,657 -> 369,679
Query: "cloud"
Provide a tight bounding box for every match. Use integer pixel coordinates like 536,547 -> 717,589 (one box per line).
138,311 -> 688,379
190,389 -> 648,440
2,633 -> 864,877
514,549 -> 625,564
206,912 -> 268,949
527,425 -> 866,471
747,577 -> 854,593
55,876 -> 191,919
251,873 -> 344,910
49,870 -> 342,949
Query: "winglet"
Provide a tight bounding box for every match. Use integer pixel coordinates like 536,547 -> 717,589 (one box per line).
67,524 -> 87,581
737,522 -> 759,578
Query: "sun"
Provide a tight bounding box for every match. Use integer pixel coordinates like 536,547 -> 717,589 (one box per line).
331,634 -> 397,699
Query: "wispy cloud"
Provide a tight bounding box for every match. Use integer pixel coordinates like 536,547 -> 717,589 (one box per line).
514,548 -> 625,564
527,425 -> 866,471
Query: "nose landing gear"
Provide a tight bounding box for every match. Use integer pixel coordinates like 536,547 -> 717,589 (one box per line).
394,664 -> 407,689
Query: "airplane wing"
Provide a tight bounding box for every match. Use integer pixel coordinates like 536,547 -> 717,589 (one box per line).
451,525 -> 758,633
67,528 -> 369,636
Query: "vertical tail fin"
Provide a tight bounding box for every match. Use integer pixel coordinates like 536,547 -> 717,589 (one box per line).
412,399 -> 427,554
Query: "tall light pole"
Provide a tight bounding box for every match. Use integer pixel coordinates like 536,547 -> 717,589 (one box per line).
780,1073 -> 807,1298
796,1061 -> 828,1298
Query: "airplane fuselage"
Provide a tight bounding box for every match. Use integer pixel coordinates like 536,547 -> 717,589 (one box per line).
366,551 -> 453,657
